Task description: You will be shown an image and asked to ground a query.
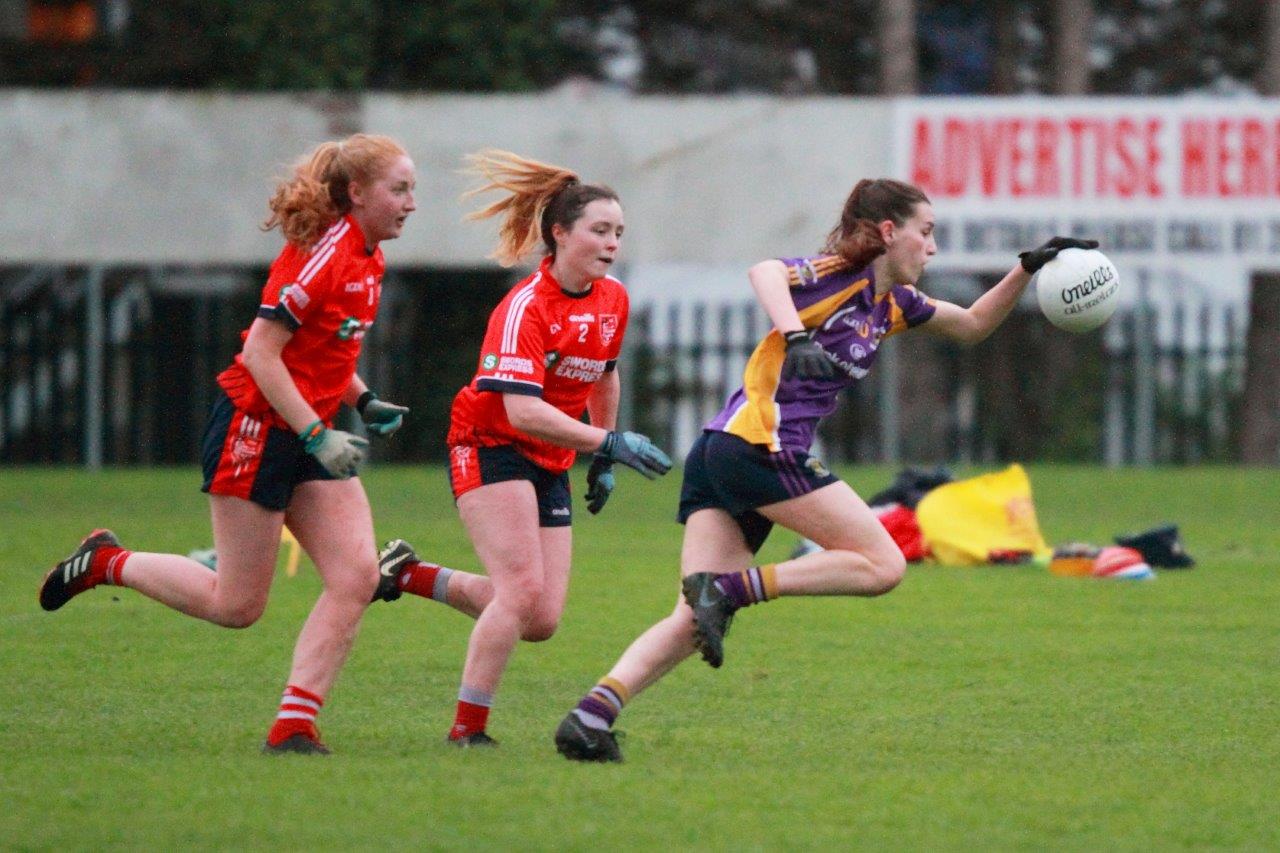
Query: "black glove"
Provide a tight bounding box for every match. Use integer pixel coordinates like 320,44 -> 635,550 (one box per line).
782,330 -> 836,380
1018,237 -> 1100,274
584,454 -> 615,515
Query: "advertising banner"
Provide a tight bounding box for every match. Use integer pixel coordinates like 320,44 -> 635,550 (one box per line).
893,97 -> 1280,300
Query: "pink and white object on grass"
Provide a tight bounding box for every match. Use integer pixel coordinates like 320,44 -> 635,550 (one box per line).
1091,546 -> 1155,580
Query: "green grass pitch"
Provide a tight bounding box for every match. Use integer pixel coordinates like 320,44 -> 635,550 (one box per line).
2,464 -> 1277,849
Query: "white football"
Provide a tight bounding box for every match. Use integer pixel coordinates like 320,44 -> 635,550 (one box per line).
1034,248 -> 1121,333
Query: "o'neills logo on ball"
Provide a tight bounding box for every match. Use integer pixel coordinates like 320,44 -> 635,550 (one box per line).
1061,264 -> 1116,304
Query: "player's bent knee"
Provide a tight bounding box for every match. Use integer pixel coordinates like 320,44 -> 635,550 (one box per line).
521,617 -> 559,643
214,598 -> 267,629
866,551 -> 907,595
321,563 -> 379,603
493,580 -> 542,619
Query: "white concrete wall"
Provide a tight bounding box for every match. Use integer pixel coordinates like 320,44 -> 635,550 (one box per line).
0,89 -> 893,266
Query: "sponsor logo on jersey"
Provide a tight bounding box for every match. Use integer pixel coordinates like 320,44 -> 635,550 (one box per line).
553,355 -> 607,382
344,280 -> 364,292
482,353 -> 498,370
336,316 -> 373,341
497,355 -> 534,374
600,313 -> 619,346
830,347 -> 869,379
568,313 -> 595,323
280,283 -> 310,309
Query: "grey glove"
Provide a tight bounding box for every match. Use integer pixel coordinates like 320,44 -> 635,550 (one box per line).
300,421 -> 369,479
584,455 -> 616,514
356,390 -> 409,437
597,430 -> 673,480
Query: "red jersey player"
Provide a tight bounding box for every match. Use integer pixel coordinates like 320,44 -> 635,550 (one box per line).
39,134 -> 418,755
372,150 -> 672,747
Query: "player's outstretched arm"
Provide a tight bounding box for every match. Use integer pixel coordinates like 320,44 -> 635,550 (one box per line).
923,236 -> 1098,345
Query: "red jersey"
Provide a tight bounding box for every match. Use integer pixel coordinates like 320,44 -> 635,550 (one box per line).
218,215 -> 384,427
448,256 -> 631,473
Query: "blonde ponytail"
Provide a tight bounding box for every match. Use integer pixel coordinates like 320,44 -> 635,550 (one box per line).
463,149 -> 579,266
464,149 -> 618,267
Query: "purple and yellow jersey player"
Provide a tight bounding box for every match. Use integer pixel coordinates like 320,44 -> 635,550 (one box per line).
708,254 -> 936,454
553,177 -> 1098,764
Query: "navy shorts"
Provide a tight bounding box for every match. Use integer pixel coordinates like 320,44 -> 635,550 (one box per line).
447,443 -> 572,528
200,390 -> 334,511
677,430 -> 840,553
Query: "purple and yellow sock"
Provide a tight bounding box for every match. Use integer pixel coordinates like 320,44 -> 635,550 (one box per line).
712,564 -> 779,609
572,677 -> 630,731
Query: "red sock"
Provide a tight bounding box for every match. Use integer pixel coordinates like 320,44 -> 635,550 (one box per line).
266,685 -> 324,746
101,549 -> 131,586
399,560 -> 444,599
449,700 -> 490,740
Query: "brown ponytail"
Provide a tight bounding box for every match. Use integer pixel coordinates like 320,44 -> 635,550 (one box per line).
264,134 -> 408,248
464,149 -> 619,267
823,178 -> 930,270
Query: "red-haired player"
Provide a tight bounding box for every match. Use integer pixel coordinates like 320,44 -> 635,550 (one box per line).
373,150 -> 672,746
38,134 -> 417,755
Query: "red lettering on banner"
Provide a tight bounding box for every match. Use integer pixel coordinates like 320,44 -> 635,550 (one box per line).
1217,118 -> 1234,197
910,119 -> 935,190
1241,119 -> 1265,195
1066,118 -> 1088,196
1114,118 -> 1138,198
908,113 -> 1181,199
1008,118 -> 1027,197
1034,119 -> 1059,195
1178,117 -> 1280,197
1274,119 -> 1280,196
1092,120 -> 1109,196
976,120 -> 1004,195
1145,119 -> 1163,196
943,118 -> 969,194
908,108 -> 1280,202
1182,119 -> 1210,195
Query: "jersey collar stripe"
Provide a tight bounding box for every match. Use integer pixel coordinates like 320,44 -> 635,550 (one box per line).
501,278 -> 539,354
299,242 -> 339,287
301,219 -> 348,279
298,220 -> 350,284
501,286 -> 534,353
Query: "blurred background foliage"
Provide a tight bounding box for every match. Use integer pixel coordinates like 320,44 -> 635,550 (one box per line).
3,0 -> 1276,96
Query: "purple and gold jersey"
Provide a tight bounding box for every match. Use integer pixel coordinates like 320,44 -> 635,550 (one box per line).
705,254 -> 937,452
